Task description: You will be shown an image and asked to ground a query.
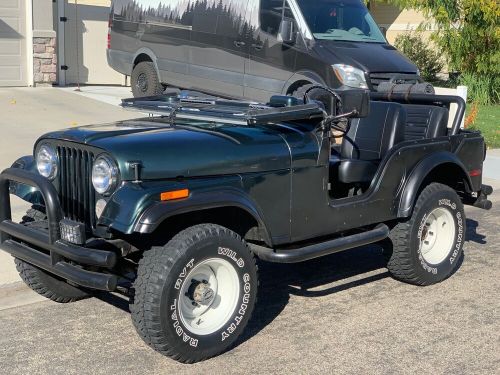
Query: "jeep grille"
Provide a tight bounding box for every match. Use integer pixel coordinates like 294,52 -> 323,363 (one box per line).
56,146 -> 96,229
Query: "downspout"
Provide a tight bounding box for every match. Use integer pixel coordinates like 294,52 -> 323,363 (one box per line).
26,0 -> 34,87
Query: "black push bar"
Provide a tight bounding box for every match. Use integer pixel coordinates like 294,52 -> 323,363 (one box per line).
0,167 -> 118,291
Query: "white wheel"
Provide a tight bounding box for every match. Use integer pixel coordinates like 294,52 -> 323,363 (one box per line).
420,207 -> 456,265
178,258 -> 240,336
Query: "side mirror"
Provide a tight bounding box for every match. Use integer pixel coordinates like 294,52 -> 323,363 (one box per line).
278,19 -> 295,44
379,26 -> 387,38
337,89 -> 370,118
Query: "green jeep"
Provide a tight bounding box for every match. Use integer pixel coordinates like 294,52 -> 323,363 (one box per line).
0,87 -> 492,363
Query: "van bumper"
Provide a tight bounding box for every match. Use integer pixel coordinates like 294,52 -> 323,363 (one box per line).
0,168 -> 118,291
107,49 -> 133,76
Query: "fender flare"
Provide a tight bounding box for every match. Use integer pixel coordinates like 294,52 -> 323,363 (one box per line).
133,189 -> 273,245
132,48 -> 161,77
398,151 -> 473,217
9,156 -> 43,205
282,70 -> 327,95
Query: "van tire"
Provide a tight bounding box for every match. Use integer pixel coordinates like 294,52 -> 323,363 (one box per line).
291,83 -> 315,103
291,83 -> 332,112
14,206 -> 90,303
387,183 -> 465,286
130,224 -> 258,363
131,61 -> 164,97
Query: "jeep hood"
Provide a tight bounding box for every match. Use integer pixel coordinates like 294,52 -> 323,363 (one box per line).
314,40 -> 418,73
40,118 -> 291,180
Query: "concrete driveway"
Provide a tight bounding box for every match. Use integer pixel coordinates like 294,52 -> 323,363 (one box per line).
0,184 -> 499,374
0,87 -> 498,374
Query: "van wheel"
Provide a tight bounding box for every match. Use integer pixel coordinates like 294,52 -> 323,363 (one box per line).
387,183 -> 465,286
291,83 -> 315,103
15,206 -> 90,303
131,61 -> 165,97
291,83 -> 333,112
130,224 -> 258,363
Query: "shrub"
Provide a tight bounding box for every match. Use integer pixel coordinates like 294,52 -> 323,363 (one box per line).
394,32 -> 444,82
459,73 -> 500,105
388,0 -> 500,77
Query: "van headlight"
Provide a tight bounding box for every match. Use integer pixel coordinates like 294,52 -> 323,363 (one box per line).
36,145 -> 58,180
332,64 -> 368,89
92,155 -> 118,195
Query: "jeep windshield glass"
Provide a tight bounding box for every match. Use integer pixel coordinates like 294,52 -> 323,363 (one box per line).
296,0 -> 386,43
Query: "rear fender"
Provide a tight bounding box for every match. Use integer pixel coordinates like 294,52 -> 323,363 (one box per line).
9,156 -> 44,205
398,152 -> 473,217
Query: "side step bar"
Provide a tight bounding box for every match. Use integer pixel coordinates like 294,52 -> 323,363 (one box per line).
250,224 -> 389,263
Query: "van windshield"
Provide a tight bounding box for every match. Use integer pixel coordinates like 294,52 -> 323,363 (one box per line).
296,0 -> 386,43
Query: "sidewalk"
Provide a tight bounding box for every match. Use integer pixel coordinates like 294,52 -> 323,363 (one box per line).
484,148 -> 500,181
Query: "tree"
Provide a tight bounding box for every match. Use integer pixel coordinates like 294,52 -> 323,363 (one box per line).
386,0 -> 499,76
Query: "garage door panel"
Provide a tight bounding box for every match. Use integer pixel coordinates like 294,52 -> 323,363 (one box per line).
0,40 -> 21,55
0,0 -> 27,86
0,66 -> 21,81
0,17 -> 21,37
2,0 -> 20,9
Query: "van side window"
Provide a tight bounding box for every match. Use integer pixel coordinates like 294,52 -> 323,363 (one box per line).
259,0 -> 296,36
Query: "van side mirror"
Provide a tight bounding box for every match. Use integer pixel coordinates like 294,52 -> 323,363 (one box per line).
278,19 -> 295,44
379,26 -> 387,38
337,89 -> 370,118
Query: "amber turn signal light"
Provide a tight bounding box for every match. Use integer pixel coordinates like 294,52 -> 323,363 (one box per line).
160,189 -> 189,201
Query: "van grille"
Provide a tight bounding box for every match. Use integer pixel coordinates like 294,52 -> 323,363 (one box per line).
369,73 -> 420,91
57,146 -> 96,229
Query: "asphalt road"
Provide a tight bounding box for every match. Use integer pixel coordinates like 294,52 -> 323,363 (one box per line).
0,181 -> 498,375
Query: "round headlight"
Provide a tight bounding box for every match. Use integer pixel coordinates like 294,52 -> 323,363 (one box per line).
36,145 -> 58,180
92,156 -> 118,195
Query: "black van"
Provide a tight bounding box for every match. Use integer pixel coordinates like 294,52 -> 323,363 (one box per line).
107,0 -> 419,100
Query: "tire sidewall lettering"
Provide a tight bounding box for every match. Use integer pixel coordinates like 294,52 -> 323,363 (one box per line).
415,193 -> 464,275
163,239 -> 256,351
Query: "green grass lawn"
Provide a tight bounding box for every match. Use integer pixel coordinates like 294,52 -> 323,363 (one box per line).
467,105 -> 500,149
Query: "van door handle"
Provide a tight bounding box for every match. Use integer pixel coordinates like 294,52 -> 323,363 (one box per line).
234,41 -> 246,48
251,43 -> 264,51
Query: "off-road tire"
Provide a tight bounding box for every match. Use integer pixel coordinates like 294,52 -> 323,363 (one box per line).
387,183 -> 465,285
14,206 -> 90,303
130,224 -> 258,363
131,61 -> 165,98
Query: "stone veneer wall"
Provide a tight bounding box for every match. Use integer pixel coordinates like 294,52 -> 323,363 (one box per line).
33,37 -> 57,85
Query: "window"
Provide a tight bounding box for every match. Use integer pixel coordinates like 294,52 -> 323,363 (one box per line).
259,0 -> 295,36
296,0 -> 385,43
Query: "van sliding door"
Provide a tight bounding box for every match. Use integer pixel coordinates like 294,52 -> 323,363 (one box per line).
189,0 -> 249,98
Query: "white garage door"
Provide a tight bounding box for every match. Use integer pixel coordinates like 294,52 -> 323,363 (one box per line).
0,0 -> 27,86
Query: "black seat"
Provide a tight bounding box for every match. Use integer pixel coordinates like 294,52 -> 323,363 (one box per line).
336,102 -> 406,184
402,104 -> 449,140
